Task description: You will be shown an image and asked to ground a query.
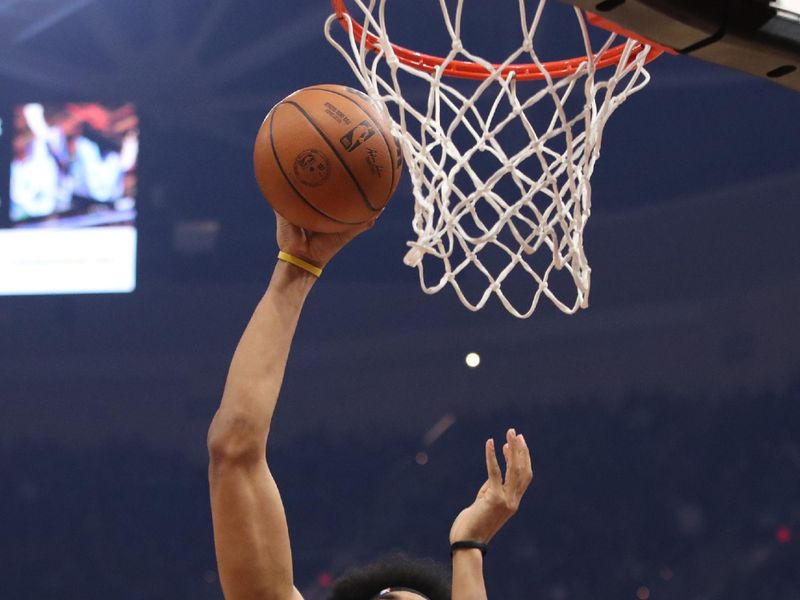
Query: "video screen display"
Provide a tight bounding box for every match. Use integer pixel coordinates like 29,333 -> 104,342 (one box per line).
0,102 -> 139,295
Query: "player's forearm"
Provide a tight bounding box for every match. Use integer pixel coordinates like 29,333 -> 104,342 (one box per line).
451,550 -> 488,600
210,261 -> 315,452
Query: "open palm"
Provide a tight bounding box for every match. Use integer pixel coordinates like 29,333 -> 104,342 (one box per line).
450,428 -> 534,545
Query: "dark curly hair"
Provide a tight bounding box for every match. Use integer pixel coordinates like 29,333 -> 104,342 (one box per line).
327,552 -> 451,600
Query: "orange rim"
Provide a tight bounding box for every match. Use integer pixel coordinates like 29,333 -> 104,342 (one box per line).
332,0 -> 667,81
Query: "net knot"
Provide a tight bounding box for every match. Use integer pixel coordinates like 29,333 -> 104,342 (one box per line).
403,246 -> 424,268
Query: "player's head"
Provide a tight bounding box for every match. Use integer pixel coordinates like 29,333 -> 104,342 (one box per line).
327,553 -> 451,600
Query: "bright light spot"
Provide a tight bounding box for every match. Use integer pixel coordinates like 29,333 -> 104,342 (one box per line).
636,586 -> 650,600
465,352 -> 481,368
415,452 -> 429,465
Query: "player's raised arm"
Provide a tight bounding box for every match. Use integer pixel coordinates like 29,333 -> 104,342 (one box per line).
449,428 -> 533,600
207,214 -> 374,600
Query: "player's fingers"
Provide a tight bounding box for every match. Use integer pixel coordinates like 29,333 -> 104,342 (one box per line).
507,428 -> 518,462
357,215 -> 379,232
485,438 -> 502,485
518,434 -> 533,472
505,428 -> 529,490
504,427 -> 517,470
337,217 -> 378,245
511,433 -> 534,493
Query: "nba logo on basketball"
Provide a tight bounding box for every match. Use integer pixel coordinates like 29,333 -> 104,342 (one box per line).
254,85 -> 401,233
340,120 -> 375,152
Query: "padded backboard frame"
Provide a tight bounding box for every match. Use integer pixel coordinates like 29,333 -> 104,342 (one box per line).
564,0 -> 800,92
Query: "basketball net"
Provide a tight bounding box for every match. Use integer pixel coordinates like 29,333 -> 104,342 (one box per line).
325,0 -> 657,318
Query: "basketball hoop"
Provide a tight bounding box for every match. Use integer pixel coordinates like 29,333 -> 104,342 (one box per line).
325,0 -> 666,318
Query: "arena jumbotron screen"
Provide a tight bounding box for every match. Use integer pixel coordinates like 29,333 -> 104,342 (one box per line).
0,102 -> 139,296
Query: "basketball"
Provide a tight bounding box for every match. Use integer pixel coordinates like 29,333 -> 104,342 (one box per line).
253,84 -> 403,233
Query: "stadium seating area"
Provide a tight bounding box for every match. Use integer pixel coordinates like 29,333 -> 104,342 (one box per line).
3,380 -> 798,599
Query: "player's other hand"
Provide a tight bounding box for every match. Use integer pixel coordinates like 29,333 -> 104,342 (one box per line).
275,211 -> 377,269
449,428 -> 534,545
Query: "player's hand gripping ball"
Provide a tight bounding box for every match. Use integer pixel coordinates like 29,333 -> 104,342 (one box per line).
253,84 -> 403,233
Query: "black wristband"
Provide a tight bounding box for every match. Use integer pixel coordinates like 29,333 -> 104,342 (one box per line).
450,540 -> 488,557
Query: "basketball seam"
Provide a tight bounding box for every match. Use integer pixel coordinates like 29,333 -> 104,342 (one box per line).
306,86 -> 399,198
283,100 -> 381,213
268,109 -> 365,226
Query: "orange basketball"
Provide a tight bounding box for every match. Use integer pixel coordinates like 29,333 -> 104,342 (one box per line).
253,84 -> 403,233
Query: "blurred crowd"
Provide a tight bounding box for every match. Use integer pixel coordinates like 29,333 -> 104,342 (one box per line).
2,379 -> 798,600
10,103 -> 138,225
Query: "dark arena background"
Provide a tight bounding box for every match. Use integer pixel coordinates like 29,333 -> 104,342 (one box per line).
1,1 -> 799,599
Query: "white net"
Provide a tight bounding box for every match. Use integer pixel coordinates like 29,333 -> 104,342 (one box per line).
325,0 -> 656,318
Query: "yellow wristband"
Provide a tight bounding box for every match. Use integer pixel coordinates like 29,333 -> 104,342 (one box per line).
278,251 -> 323,277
